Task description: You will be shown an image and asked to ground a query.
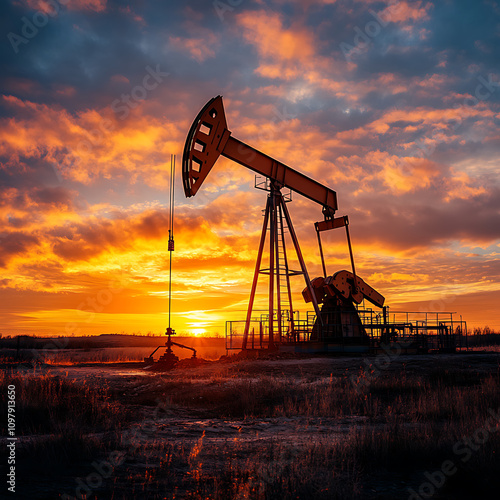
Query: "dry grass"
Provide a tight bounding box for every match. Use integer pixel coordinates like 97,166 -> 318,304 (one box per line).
103,364 -> 500,499
470,345 -> 500,352
0,371 -> 126,435
123,367 -> 499,422
0,347 -> 153,365
0,344 -> 224,366
4,359 -> 500,499
0,370 -> 131,497
107,407 -> 500,499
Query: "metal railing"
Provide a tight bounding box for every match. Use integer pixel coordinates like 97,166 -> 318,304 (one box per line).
226,306 -> 469,352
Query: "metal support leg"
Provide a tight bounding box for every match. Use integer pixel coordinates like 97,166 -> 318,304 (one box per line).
243,196 -> 271,349
345,223 -> 358,292
280,197 -> 324,326
268,188 -> 276,349
278,198 -> 295,338
274,194 -> 282,344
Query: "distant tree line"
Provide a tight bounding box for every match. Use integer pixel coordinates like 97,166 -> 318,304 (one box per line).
467,327 -> 500,347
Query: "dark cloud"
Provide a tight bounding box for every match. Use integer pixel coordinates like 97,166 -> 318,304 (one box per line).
0,231 -> 39,267
348,188 -> 500,250
31,185 -> 76,207
135,210 -> 170,239
48,209 -> 202,261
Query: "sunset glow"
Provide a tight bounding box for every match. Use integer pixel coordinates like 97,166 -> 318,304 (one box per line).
1,0 -> 499,337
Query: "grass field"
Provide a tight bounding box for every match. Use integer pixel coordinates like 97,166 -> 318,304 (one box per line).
1,351 -> 500,499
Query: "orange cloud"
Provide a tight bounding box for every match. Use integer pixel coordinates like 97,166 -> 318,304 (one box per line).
118,5 -> 145,25
380,1 -> 433,24
377,154 -> 439,194
338,104 -> 495,143
110,74 -> 130,84
235,9 -> 350,85
444,170 -> 487,201
237,11 -> 315,62
0,95 -> 185,187
169,33 -> 219,62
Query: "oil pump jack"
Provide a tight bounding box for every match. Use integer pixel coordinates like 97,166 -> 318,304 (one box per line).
183,96 -> 385,351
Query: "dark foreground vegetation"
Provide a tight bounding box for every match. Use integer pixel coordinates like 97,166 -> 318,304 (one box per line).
1,352 -> 500,499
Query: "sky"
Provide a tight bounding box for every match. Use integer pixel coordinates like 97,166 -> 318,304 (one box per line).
0,0 -> 499,337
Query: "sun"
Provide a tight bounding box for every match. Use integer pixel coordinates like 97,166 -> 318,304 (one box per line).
191,328 -> 206,337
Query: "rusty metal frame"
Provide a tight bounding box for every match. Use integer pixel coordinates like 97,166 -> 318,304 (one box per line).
242,195 -> 271,350
242,186 -> 323,350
